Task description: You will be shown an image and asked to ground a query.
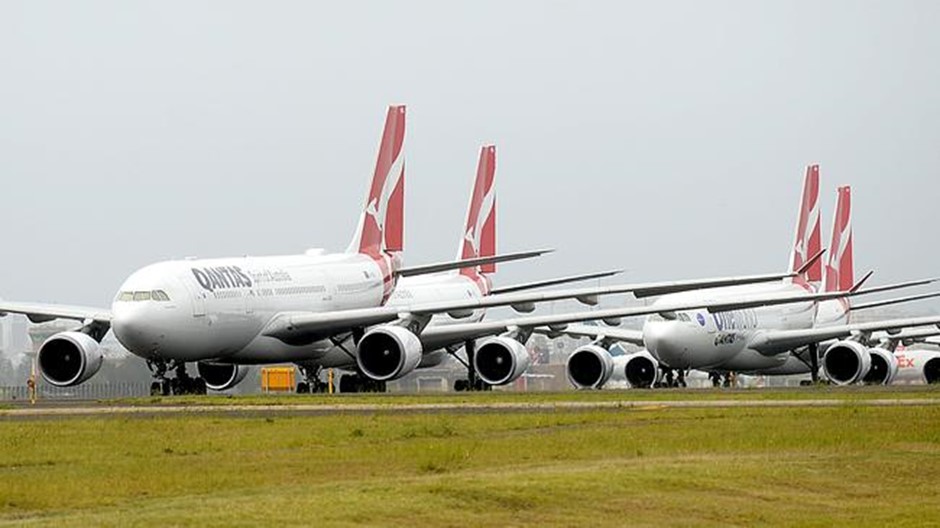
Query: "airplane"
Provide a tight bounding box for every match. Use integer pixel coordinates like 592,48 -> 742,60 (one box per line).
2,105 -> 585,395
195,144 -> 626,393
555,165 -> 940,389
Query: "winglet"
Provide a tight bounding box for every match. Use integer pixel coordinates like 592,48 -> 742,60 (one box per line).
849,270 -> 874,293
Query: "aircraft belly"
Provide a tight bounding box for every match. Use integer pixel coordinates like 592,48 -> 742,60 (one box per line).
224,334 -> 335,364
718,348 -> 789,371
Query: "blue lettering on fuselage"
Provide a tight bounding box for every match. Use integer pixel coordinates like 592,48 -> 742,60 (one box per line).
191,266 -> 254,292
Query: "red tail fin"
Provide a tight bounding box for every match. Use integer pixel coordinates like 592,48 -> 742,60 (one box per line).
824,185 -> 854,292
347,105 -> 406,256
458,145 -> 497,275
789,164 -> 822,283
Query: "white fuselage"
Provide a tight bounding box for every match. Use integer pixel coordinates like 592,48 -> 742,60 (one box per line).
110,251 -> 393,362
642,281 -> 848,372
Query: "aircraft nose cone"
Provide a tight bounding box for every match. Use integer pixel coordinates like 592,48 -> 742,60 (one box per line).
644,321 -> 688,369
112,304 -> 164,357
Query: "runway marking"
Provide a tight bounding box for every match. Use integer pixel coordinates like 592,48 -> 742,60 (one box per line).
3,398 -> 940,417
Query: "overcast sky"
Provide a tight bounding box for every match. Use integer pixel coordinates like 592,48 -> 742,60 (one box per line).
1,1 -> 938,312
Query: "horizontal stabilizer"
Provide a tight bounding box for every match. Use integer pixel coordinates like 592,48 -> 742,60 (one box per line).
491,270 -> 623,295
851,291 -> 940,312
395,249 -> 552,277
703,276 -> 939,314
796,249 -> 826,276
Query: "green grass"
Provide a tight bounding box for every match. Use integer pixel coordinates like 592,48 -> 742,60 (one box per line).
1,400 -> 939,526
115,383 -> 940,407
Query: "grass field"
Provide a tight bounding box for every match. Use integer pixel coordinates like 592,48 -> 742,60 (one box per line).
119,383 -> 940,407
1,392 -> 939,526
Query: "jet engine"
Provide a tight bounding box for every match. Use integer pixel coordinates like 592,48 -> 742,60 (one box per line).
861,347 -> 899,385
565,344 -> 621,389
822,341 -> 872,385
624,350 -> 662,388
925,355 -> 940,384
196,362 -> 251,391
37,331 -> 104,387
356,326 -> 423,381
473,336 -> 530,386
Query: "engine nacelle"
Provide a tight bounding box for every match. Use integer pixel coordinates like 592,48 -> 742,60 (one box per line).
823,341 -> 872,385
356,326 -> 423,381
861,347 -> 899,385
38,331 -> 104,387
566,344 -> 616,389
624,350 -> 662,388
197,362 -> 251,391
474,336 -> 530,386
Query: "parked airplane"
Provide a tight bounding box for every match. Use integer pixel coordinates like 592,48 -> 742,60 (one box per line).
2,106 -> 573,395
196,145 -> 625,393
557,165 -> 940,389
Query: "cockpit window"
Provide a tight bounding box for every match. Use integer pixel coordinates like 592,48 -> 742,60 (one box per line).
132,291 -> 152,301
152,290 -> 170,301
117,291 -> 134,302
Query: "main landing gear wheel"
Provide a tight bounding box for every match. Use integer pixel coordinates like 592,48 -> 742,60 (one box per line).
338,373 -> 387,393
296,366 -> 331,394
448,340 -> 493,392
146,359 -> 207,396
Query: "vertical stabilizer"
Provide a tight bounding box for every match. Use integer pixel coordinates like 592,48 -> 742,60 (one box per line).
458,145 -> 497,277
789,164 -> 822,284
824,185 -> 854,292
347,105 -> 406,256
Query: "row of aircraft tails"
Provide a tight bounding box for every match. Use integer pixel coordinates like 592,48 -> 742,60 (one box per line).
9,105 -> 940,395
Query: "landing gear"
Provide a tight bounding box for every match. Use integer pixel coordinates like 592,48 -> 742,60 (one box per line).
709,372 -> 721,387
296,366 -> 331,394
808,343 -> 820,384
338,373 -> 386,393
449,340 -> 492,392
146,359 -> 207,396
655,368 -> 687,388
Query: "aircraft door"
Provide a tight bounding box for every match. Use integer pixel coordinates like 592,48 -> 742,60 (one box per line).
183,276 -> 207,317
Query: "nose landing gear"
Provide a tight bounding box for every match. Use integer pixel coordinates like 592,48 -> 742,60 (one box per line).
147,360 -> 207,396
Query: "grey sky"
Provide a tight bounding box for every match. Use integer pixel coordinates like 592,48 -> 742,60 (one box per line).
1,1 -> 938,311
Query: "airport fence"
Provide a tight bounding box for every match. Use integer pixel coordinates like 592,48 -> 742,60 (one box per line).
0,382 -> 150,401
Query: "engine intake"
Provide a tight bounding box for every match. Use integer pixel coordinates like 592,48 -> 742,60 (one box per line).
926,358 -> 940,384
625,350 -> 661,388
861,348 -> 898,385
474,336 -> 530,386
37,331 -> 104,387
823,341 -> 872,385
197,362 -> 251,391
357,326 -> 423,381
566,345 -> 615,389
38,332 -> 104,387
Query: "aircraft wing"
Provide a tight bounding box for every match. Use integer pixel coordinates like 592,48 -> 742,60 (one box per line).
749,316 -> 940,355
395,249 -> 551,277
0,302 -> 112,324
533,323 -> 645,346
413,284 -> 918,351
490,270 -> 623,295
